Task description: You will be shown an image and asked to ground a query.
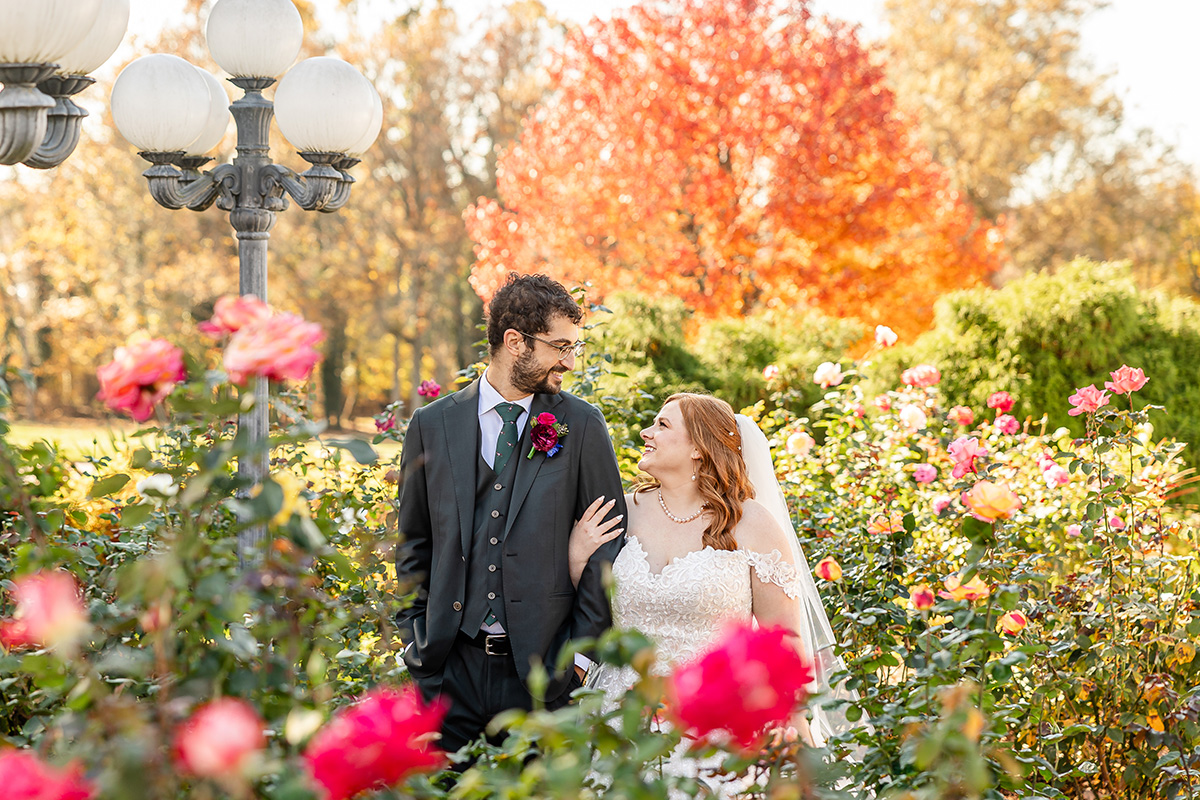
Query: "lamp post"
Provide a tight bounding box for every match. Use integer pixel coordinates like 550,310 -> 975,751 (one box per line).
110,0 -> 382,560
0,0 -> 130,167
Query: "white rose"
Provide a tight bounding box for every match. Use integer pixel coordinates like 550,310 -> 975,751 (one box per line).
899,404 -> 927,431
136,473 -> 177,499
813,362 -> 844,388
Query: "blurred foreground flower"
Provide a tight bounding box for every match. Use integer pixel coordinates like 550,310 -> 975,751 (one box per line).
96,338 -> 186,422
304,687 -> 448,800
670,623 -> 812,752
0,750 -> 94,800
174,698 -> 265,781
962,481 -> 1022,522
198,295 -> 271,338
225,313 -> 324,385
0,572 -> 88,654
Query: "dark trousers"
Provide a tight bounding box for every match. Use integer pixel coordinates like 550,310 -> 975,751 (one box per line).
416,631 -> 580,754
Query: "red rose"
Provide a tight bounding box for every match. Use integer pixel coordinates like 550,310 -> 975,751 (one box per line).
669,623 -> 813,752
304,687 -> 447,800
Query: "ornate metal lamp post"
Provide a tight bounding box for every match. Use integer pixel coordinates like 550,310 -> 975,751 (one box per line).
109,0 -> 382,558
0,0 -> 130,168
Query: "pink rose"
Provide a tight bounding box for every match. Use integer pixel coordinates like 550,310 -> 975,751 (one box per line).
1109,516 -> 1126,531
947,406 -> 974,426
948,436 -> 987,479
994,414 -> 1019,435
1067,384 -> 1109,416
198,295 -> 271,338
986,391 -> 1014,413
417,380 -> 441,399
670,623 -> 813,752
851,403 -> 866,417
0,571 -> 88,654
174,699 -> 265,779
96,338 -> 186,422
304,687 -> 448,800
874,325 -> 898,348
1104,365 -> 1148,396
932,495 -> 953,515
873,395 -> 892,412
1043,465 -> 1070,487
914,464 -> 938,484
762,364 -> 781,381
224,313 -> 324,385
535,412 -> 557,426
813,362 -> 844,388
375,414 -> 396,433
901,364 -> 941,388
1065,524 -> 1082,537
0,750 -> 94,800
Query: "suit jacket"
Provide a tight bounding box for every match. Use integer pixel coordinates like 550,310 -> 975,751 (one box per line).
394,378 -> 627,702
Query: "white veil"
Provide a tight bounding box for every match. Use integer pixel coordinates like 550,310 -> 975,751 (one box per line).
735,414 -> 867,749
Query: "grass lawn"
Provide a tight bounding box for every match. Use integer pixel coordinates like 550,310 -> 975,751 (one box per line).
8,418 -> 402,461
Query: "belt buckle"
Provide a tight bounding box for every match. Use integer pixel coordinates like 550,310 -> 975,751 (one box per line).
484,634 -> 506,656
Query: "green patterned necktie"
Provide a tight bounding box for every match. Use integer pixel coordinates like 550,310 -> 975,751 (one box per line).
492,402 -> 524,474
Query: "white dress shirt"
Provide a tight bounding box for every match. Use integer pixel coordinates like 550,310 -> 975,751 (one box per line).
478,368 -> 533,469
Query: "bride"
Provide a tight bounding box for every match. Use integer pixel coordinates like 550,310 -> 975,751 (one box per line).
568,393 -> 855,784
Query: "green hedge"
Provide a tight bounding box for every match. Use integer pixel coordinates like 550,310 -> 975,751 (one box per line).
880,259 -> 1200,473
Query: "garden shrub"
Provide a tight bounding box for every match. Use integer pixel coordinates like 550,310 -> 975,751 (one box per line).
878,259 -> 1200,477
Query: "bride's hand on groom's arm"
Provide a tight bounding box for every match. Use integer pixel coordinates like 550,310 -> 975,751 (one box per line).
568,496 -> 624,588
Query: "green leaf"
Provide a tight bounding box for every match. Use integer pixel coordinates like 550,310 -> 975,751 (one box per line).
118,503 -> 154,528
326,438 -> 378,465
90,474 -> 130,497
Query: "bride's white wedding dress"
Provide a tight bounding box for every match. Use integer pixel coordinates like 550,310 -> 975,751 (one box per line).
588,534 -> 806,798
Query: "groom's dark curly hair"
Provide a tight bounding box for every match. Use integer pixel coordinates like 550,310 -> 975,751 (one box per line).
486,273 -> 583,355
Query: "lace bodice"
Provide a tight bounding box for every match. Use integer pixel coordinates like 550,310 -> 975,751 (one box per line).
609,535 -> 804,672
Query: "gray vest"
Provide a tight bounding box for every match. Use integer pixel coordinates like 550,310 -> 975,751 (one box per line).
459,448 -> 521,635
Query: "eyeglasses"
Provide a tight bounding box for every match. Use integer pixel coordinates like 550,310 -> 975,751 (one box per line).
516,331 -> 586,360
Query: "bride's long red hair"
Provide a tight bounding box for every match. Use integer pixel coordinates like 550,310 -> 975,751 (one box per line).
633,393 -> 754,551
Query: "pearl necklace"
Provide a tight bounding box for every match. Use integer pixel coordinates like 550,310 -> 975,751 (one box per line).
658,489 -> 705,524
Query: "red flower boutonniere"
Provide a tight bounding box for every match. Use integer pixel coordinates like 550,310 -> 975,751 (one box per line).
527,412 -> 568,459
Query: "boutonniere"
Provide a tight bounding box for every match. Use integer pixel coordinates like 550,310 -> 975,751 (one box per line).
527,412 -> 569,459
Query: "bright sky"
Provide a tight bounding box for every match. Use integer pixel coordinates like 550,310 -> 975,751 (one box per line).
124,0 -> 1200,167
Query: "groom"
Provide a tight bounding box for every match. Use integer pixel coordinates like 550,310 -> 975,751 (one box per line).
395,273 -> 627,752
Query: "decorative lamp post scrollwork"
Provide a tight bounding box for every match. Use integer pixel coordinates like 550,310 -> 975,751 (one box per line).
0,0 -> 130,168
109,0 -> 383,559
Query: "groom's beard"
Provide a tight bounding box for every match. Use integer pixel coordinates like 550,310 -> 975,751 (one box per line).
511,350 -> 565,395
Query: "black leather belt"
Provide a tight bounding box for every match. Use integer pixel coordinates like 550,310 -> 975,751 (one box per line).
461,631 -> 511,656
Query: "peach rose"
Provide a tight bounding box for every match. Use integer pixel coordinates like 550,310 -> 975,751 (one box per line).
909,584 -> 936,611
198,295 -> 271,338
815,557 -> 842,582
962,480 -> 1022,522
998,610 -> 1028,635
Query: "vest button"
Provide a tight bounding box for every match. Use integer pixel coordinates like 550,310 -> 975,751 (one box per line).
488,564 -> 497,572
490,537 -> 498,545
491,510 -> 500,518
487,592 -> 496,600
494,483 -> 503,491
452,601 -> 462,611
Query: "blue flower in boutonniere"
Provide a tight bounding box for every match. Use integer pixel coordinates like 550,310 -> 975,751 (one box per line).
528,412 -> 569,459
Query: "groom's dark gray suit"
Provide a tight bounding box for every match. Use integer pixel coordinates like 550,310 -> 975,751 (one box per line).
395,377 -> 626,741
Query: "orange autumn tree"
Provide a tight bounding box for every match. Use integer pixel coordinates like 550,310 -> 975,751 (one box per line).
465,0 -> 1005,334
